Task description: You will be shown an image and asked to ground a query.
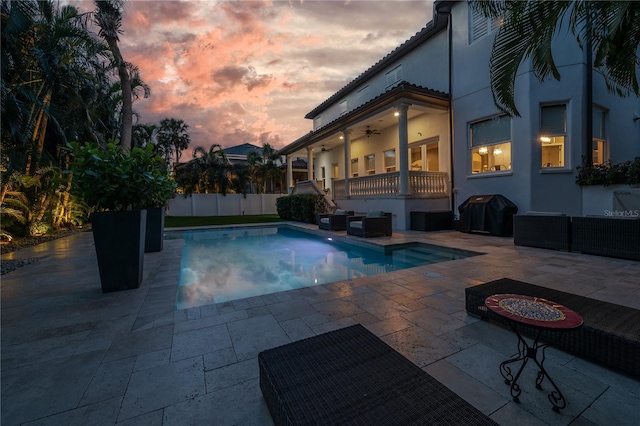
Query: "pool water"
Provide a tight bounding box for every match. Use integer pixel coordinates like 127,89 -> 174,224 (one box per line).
175,226 -> 476,309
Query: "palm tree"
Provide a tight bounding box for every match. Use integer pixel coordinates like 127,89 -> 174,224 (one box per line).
157,118 -> 190,165
261,143 -> 282,193
471,0 -> 640,117
94,0 -> 133,150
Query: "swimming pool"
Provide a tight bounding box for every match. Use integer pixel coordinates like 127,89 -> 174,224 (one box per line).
175,226 -> 477,309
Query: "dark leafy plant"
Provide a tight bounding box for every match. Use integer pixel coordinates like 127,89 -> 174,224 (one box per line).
276,194 -> 324,224
576,159 -> 640,186
66,141 -> 176,211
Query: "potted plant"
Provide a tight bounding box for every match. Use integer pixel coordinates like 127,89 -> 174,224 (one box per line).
67,141 -> 172,292
135,152 -> 177,253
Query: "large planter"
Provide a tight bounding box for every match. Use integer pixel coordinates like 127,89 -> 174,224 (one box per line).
141,207 -> 165,253
91,210 -> 146,293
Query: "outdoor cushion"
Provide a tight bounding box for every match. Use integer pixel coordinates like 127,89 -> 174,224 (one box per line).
366,210 -> 385,218
320,218 -> 330,224
335,209 -> 348,215
349,221 -> 363,229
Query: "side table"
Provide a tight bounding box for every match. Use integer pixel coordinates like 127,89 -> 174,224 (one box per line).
485,293 -> 583,412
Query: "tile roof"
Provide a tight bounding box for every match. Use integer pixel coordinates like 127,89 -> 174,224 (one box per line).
222,143 -> 262,156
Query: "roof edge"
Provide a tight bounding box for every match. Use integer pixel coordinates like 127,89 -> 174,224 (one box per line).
304,2 -> 450,120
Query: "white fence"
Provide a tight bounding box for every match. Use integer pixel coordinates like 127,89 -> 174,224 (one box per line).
167,194 -> 284,216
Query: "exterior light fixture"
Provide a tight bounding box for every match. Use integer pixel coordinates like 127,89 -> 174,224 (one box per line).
394,111 -> 400,117
478,146 -> 488,155
339,136 -> 344,140
493,148 -> 503,155
540,136 -> 551,143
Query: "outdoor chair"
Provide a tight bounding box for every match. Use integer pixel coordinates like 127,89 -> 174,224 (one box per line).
347,211 -> 392,237
317,209 -> 354,231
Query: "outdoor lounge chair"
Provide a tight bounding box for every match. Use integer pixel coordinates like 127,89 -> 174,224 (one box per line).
317,209 -> 354,231
347,211 -> 392,237
258,324 -> 498,425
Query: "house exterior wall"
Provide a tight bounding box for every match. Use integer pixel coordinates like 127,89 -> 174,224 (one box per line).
449,1 -> 639,217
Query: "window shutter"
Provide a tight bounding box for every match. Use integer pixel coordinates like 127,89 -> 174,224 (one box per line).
541,105 -> 566,135
385,65 -> 402,87
470,116 -> 510,147
470,7 -> 488,43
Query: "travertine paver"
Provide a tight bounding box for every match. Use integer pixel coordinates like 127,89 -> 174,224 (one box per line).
1,225 -> 639,425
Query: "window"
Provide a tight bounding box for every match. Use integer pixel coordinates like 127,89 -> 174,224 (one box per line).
540,104 -> 566,168
470,115 -> 511,174
469,4 -> 501,44
339,100 -> 347,116
357,85 -> 370,99
351,158 -> 359,177
332,163 -> 339,179
313,116 -> 322,130
365,154 -> 375,175
409,137 -> 440,171
384,149 -> 396,172
592,107 -> 606,166
385,65 -> 402,87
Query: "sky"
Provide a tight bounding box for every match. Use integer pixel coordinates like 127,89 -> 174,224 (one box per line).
67,0 -> 434,154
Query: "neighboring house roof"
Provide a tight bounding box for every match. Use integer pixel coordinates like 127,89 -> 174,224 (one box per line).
304,1 -> 451,119
222,143 -> 262,157
278,81 -> 448,156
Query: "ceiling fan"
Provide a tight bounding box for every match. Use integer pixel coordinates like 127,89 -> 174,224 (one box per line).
363,126 -> 381,137
320,145 -> 332,153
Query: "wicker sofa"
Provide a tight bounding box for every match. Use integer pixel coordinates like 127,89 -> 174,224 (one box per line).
347,211 -> 392,238
513,212 -> 571,251
317,210 -> 354,231
571,216 -> 640,261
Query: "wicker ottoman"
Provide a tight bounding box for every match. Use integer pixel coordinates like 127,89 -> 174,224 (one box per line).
258,324 -> 497,425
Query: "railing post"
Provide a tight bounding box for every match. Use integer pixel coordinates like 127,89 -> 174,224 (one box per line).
307,147 -> 314,181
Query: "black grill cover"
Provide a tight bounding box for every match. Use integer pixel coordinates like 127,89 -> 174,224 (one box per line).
458,194 -> 518,236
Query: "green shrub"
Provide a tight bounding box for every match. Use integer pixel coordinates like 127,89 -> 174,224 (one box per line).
576,159 -> 640,187
276,194 -> 324,223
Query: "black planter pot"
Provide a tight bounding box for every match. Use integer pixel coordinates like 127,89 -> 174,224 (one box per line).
141,207 -> 165,253
91,210 -> 146,293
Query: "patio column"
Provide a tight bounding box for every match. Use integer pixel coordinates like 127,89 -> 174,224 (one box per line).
307,147 -> 314,181
397,103 -> 410,195
343,129 -> 352,198
286,155 -> 293,193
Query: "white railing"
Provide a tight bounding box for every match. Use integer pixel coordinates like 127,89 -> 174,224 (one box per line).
332,171 -> 447,199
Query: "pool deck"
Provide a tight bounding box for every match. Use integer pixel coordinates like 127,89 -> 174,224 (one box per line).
1,223 -> 639,425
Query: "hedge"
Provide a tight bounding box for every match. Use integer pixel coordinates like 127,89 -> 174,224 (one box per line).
276,194 -> 325,224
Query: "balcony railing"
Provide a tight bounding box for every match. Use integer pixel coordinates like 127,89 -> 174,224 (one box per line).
332,171 -> 448,199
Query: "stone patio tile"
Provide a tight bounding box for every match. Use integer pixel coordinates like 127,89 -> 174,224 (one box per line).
424,359 -> 508,415
1,330 -> 92,370
418,291 -> 465,314
381,326 -> 459,368
267,299 -> 317,321
279,318 -> 316,341
489,401 -> 551,426
118,356 -> 205,422
300,312 -> 329,327
173,310 -> 248,333
311,298 -> 365,320
203,348 -> 237,371
310,317 -> 357,334
402,306 -> 468,336
22,396 -> 122,426
133,349 -> 170,372
365,316 -> 414,336
580,386 -> 640,426
170,324 -> 232,361
1,350 -> 104,425
205,358 -> 258,392
114,409 -> 164,426
348,292 -> 413,319
80,356 -> 136,406
226,315 -> 290,361
103,324 -> 173,362
162,378 -> 273,426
